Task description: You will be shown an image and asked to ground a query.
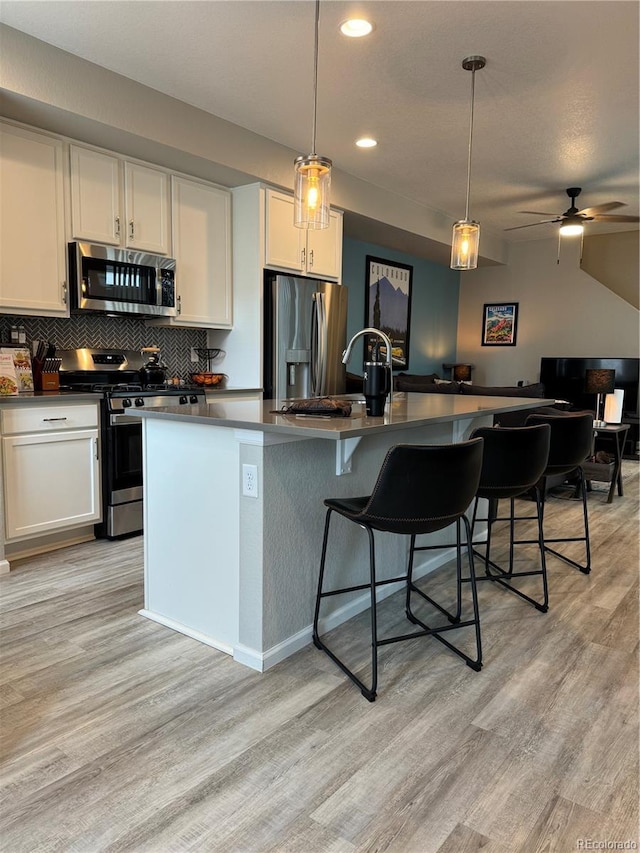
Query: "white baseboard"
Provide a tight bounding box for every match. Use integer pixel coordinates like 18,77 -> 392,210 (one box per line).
138,609 -> 235,657
235,541 -> 486,672
140,534 -> 488,674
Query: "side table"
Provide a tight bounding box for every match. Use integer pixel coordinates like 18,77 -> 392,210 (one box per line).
585,423 -> 631,503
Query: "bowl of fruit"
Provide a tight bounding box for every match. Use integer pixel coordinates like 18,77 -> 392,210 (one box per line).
189,372 -> 226,387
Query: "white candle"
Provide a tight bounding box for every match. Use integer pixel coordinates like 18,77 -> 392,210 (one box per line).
604,389 -> 624,424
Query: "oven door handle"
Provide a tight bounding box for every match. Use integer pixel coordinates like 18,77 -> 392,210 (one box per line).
110,413 -> 143,426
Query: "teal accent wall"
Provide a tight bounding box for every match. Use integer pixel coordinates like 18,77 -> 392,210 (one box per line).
341,237 -> 460,375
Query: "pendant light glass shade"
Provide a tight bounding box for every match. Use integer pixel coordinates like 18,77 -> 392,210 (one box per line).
294,154 -> 332,229
451,220 -> 480,270
294,0 -> 332,229
450,56 -> 486,270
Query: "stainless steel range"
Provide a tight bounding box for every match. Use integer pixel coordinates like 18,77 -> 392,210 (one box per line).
59,349 -> 206,539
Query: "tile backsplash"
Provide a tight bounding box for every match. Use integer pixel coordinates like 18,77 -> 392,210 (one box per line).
0,315 -> 211,380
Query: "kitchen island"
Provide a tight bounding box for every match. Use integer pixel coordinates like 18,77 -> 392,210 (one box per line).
135,392 -> 553,671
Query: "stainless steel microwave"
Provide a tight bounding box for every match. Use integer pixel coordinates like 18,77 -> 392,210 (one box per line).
69,242 -> 177,318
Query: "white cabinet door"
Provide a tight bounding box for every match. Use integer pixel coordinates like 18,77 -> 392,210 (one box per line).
70,146 -> 170,254
264,188 -> 342,281
165,176 -> 232,328
265,189 -> 305,273
2,428 -> 101,540
124,162 -> 170,254
0,124 -> 68,316
70,146 -> 121,245
307,208 -> 343,280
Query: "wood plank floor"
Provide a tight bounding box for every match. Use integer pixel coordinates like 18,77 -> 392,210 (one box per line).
1,464 -> 638,852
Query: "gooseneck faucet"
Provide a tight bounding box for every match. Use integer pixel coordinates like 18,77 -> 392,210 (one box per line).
342,328 -> 393,369
343,328 -> 393,417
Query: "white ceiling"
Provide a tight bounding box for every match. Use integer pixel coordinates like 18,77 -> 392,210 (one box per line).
1,0 -> 638,245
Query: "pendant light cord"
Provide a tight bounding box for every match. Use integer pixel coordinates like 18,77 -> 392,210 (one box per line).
464,66 -> 476,222
311,0 -> 320,156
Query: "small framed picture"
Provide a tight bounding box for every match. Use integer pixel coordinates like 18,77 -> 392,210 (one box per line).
481,303 -> 519,346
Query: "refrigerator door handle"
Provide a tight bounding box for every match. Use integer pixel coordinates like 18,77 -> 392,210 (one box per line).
311,292 -> 328,397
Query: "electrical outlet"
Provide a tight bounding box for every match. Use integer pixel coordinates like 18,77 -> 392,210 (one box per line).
190,347 -> 199,363
242,464 -> 258,498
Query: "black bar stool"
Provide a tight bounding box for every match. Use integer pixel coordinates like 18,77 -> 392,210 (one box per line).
312,438 -> 484,702
524,412 -> 594,574
468,424 -> 551,611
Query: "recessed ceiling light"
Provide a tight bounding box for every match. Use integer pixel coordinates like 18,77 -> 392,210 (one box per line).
356,137 -> 377,148
340,19 -> 374,38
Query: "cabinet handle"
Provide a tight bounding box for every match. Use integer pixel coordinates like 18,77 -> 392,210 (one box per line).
129,220 -> 135,239
177,294 -> 182,315
62,281 -> 68,305
94,437 -> 99,461
301,247 -> 306,267
115,216 -> 121,237
309,249 -> 314,267
42,417 -> 67,422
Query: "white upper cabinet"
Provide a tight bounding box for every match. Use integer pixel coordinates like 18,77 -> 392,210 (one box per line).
265,189 -> 343,281
124,162 -> 170,254
70,145 -> 170,255
0,123 -> 68,316
149,175 -> 232,329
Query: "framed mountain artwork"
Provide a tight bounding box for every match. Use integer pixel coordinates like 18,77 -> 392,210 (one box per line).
364,256 -> 413,369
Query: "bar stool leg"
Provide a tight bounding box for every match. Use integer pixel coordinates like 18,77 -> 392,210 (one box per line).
539,469 -> 591,575
406,518 -> 482,671
471,491 -> 549,613
312,509 -> 378,702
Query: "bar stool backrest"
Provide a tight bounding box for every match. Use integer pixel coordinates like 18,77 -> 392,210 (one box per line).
526,412 -> 594,476
360,439 -> 484,535
471,424 -> 551,497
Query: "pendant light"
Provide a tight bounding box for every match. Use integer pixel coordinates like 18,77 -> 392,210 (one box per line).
294,0 -> 332,229
450,55 -> 486,270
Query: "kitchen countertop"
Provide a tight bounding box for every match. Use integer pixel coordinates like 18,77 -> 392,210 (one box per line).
0,387 -> 261,406
130,392 -> 556,440
0,391 -> 101,405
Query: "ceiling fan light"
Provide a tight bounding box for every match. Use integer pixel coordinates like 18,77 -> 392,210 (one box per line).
294,154 -> 332,229
451,220 -> 480,270
559,222 -> 584,236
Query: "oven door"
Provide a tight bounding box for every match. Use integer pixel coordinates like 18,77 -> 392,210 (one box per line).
107,413 -> 143,500
99,412 -> 144,538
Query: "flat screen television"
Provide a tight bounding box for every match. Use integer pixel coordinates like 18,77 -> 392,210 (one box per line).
540,357 -> 639,417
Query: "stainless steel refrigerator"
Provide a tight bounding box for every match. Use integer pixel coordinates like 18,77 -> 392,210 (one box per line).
264,274 -> 348,401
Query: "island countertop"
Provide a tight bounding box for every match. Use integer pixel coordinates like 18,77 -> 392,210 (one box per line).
129,392 -> 555,440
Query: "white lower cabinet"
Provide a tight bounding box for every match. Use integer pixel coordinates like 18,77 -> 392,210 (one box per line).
1,403 -> 101,542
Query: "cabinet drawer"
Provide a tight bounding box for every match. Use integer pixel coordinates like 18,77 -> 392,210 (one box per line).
1,403 -> 99,435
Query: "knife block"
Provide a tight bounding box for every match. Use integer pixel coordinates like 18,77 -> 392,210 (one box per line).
32,359 -> 60,391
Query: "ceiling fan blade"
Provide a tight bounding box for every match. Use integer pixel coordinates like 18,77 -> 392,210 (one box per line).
504,219 -> 560,231
577,202 -> 625,217
518,210 -> 559,216
590,213 -> 640,223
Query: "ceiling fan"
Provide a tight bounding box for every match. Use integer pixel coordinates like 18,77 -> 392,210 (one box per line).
505,187 -> 640,232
